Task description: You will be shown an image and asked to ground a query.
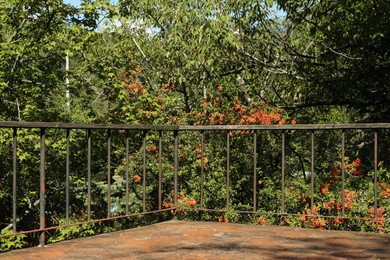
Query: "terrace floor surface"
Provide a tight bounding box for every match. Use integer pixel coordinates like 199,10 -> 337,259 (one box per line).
1,220 -> 389,259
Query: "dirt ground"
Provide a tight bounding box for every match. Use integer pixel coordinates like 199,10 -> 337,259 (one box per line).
1,220 -> 389,259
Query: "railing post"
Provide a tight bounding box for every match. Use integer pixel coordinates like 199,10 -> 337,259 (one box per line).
310,131 -> 315,215
253,131 -> 257,212
281,131 -> 285,214
87,129 -> 91,221
374,131 -> 378,218
13,128 -> 17,233
158,130 -> 162,211
142,130 -> 147,213
226,131 -> 230,210
66,129 -> 70,225
39,128 -> 46,247
341,131 -> 345,217
173,131 -> 179,213
125,130 -> 129,215
107,130 -> 111,218
200,131 -> 204,209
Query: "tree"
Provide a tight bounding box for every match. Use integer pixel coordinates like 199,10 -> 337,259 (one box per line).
277,0 -> 390,122
0,0 -> 79,121
116,0 -> 291,119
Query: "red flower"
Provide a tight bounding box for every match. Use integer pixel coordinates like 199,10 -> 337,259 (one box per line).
163,202 -> 174,209
351,168 -> 362,176
133,174 -> 141,183
368,206 -> 386,218
218,216 -> 229,223
321,183 -> 331,195
323,200 -> 335,211
146,145 -> 157,152
352,158 -> 361,168
380,183 -> 390,198
258,217 -> 269,225
351,158 -> 363,176
187,199 -> 197,207
312,205 -> 319,216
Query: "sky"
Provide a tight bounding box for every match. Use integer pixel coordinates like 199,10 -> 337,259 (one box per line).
62,1 -> 285,18
63,0 -> 118,7
63,0 -> 81,7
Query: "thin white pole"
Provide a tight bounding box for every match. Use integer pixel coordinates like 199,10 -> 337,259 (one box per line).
66,53 -> 70,110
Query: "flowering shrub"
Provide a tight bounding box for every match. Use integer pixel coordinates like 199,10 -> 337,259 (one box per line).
218,215 -> 229,223
257,217 -> 269,225
249,157 -> 390,233
192,96 -> 291,126
161,191 -> 198,218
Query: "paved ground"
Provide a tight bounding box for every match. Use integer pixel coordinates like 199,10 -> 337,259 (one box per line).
1,220 -> 389,259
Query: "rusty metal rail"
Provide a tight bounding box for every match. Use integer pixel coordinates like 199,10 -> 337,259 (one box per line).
1,121 -> 390,130
1,121 -> 390,247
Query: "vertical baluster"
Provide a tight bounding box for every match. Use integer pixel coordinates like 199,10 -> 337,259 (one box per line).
66,129 -> 70,225
374,131 -> 378,218
174,131 -> 179,211
142,131 -> 147,213
87,129 -> 91,221
341,131 -> 345,217
253,131 -> 257,212
226,131 -> 230,210
107,130 -> 111,218
13,128 -> 17,232
158,131 -> 162,211
200,131 -> 204,209
125,130 -> 129,215
39,128 -> 46,247
310,131 -> 315,215
281,131 -> 285,214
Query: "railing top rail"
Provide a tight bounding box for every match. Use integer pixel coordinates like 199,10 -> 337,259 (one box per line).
179,123 -> 390,130
0,121 -> 179,130
1,121 -> 390,130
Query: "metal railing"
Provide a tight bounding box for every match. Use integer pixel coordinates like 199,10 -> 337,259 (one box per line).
1,121 -> 389,247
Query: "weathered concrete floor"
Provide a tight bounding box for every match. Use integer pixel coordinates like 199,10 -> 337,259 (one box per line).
1,220 -> 389,259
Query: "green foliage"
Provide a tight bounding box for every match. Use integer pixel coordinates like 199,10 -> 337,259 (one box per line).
48,222 -> 96,243
0,230 -> 27,252
277,0 -> 390,122
1,0 -> 390,252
